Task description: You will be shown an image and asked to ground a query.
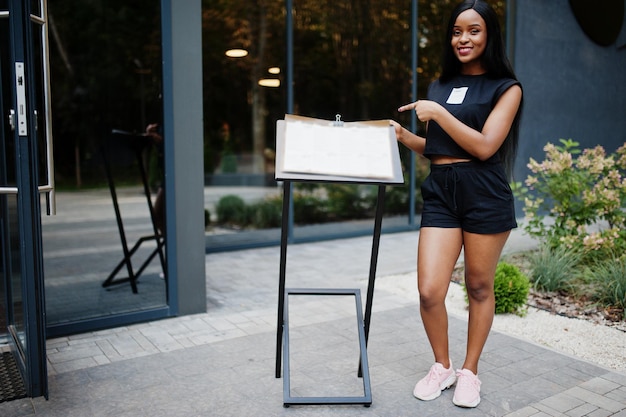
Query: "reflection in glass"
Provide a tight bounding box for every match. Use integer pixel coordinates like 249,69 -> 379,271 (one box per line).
42,0 -> 165,328
30,0 -> 42,18
0,196 -> 26,349
202,1 -> 420,252
8,195 -> 26,350
0,177 -> 26,350
0,2 -> 27,350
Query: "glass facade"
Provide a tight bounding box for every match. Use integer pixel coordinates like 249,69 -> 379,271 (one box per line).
42,0 -> 167,332
18,0 -> 480,335
202,1 -> 426,252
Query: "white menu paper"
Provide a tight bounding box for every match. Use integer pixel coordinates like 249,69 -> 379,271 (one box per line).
281,115 -> 396,180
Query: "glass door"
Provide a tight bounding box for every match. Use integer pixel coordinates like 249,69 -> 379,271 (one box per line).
0,0 -> 53,398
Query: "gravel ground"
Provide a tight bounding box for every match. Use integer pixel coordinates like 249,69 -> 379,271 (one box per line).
446,282 -> 626,372
378,272 -> 626,373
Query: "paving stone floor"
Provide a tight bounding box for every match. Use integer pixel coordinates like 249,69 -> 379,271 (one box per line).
1,188 -> 625,416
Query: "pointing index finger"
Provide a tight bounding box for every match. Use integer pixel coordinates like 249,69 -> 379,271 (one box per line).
397,101 -> 416,113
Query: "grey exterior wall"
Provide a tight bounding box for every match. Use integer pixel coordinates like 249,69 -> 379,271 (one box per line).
161,0 -> 206,315
511,0 -> 626,187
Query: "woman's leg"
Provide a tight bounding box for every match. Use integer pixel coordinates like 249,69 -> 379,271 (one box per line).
153,187 -> 164,235
417,227 -> 464,367
460,230 -> 511,373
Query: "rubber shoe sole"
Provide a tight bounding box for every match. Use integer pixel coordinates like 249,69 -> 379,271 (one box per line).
452,394 -> 481,408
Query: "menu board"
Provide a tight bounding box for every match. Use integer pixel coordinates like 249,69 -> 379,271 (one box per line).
275,114 -> 403,184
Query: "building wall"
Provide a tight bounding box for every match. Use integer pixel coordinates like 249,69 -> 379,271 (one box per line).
162,0 -> 206,315
512,0 -> 626,186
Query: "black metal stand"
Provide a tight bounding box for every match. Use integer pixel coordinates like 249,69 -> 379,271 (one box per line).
282,288 -> 372,407
275,181 -> 386,407
101,130 -> 166,294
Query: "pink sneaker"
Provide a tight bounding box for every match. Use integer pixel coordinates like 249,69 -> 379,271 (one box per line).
452,368 -> 481,408
413,362 -> 456,401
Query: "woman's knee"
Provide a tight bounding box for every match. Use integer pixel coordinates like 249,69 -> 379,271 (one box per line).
418,282 -> 447,309
464,274 -> 494,303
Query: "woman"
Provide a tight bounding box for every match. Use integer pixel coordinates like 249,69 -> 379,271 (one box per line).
391,0 -> 523,408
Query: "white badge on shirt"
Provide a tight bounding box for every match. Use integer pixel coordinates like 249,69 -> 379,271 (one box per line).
446,87 -> 468,104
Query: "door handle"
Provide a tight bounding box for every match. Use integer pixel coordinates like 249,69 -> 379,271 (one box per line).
0,186 -> 18,195
4,56 -> 57,214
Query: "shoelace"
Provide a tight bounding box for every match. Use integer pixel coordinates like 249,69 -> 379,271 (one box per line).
426,366 -> 444,383
456,372 -> 478,389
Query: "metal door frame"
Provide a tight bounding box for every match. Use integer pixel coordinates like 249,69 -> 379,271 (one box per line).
0,0 -> 53,399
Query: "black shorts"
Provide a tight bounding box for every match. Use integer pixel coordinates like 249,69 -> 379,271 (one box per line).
420,161 -> 517,234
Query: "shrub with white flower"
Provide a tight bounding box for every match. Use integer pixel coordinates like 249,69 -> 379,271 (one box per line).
519,139 -> 626,260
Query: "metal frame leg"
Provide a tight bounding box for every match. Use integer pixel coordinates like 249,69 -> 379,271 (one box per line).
282,288 -> 372,407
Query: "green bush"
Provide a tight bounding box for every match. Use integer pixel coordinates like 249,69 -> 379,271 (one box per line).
462,262 -> 529,316
220,151 -> 237,173
528,244 -> 580,293
384,184 -> 409,214
293,192 -> 327,224
216,195 -> 248,225
518,139 -> 626,258
513,140 -> 626,314
250,197 -> 282,229
324,184 -> 374,220
493,262 -> 530,316
585,258 -> 626,313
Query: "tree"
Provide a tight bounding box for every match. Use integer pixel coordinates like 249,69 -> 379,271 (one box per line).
48,0 -> 508,184
48,0 -> 162,186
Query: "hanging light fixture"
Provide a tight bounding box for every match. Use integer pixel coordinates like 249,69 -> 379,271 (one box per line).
225,48 -> 248,58
259,67 -> 281,87
258,78 -> 280,87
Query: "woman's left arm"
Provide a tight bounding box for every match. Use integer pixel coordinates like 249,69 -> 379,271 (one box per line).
401,85 -> 522,161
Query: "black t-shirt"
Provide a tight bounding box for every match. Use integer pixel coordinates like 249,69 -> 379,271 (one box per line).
423,74 -> 520,163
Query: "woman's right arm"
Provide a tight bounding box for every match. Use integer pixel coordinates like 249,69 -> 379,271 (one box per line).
390,120 -> 426,155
